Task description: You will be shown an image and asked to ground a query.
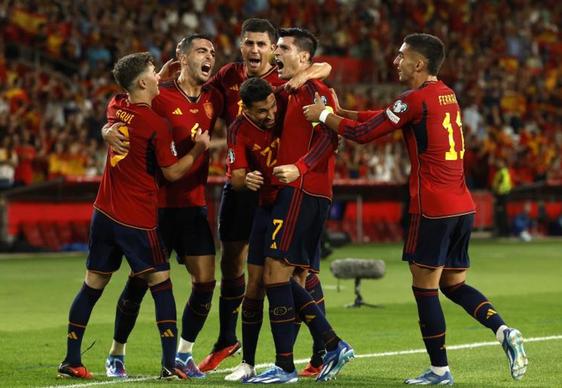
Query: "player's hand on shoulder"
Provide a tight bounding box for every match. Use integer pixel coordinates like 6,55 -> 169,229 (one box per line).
102,122 -> 129,155
193,129 -> 211,150
245,170 -> 264,191
284,73 -> 306,93
302,92 -> 326,122
158,58 -> 180,81
273,164 -> 300,184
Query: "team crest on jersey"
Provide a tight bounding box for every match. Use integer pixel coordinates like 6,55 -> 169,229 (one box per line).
314,95 -> 328,105
203,102 -> 213,119
170,141 -> 177,157
392,99 -> 408,113
227,148 -> 235,164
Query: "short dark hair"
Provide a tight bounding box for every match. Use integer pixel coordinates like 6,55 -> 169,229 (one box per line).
241,18 -> 278,44
112,52 -> 155,92
177,33 -> 213,54
239,77 -> 273,107
278,28 -> 318,60
403,33 -> 445,75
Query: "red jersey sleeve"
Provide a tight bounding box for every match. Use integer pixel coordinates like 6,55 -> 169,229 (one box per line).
294,84 -> 338,174
357,109 -> 383,122
294,123 -> 337,174
152,118 -> 177,168
337,92 -> 421,144
383,92 -> 422,129
106,94 -> 126,123
226,121 -> 249,172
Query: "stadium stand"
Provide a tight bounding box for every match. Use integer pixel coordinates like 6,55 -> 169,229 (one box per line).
1,0 -> 561,250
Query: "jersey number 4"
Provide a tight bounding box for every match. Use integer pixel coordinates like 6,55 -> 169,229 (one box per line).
442,111 -> 465,160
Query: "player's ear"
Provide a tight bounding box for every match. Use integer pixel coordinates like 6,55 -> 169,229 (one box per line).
178,52 -> 188,65
299,50 -> 310,65
137,75 -> 147,90
415,57 -> 427,72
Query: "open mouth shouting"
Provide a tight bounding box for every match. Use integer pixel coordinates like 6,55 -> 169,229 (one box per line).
247,56 -> 262,71
201,62 -> 212,77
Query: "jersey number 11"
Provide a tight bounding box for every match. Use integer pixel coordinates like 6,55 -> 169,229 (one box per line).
442,111 -> 465,160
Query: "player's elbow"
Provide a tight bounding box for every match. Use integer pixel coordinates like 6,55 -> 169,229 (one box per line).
161,166 -> 182,182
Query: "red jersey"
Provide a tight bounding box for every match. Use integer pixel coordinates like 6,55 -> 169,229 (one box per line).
94,94 -> 177,229
226,100 -> 284,206
275,80 -> 338,200
152,80 -> 223,207
207,62 -> 285,126
337,80 -> 475,217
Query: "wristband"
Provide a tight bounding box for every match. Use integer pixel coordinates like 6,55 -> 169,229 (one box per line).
319,108 -> 331,123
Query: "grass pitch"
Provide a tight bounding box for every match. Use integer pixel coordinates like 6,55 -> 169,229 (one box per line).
1,239 -> 561,387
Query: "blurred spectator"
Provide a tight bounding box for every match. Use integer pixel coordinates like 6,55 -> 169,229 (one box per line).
512,202 -> 534,242
491,159 -> 513,237
0,135 -> 18,190
0,0 -> 560,192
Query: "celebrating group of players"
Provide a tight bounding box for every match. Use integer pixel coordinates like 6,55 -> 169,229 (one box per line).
58,16 -> 528,385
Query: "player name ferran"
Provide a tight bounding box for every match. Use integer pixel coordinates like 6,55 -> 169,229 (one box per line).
438,94 -> 458,106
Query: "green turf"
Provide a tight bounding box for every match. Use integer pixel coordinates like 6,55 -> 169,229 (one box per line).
1,239 -> 561,387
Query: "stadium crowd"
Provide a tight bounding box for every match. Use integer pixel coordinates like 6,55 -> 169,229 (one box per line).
0,0 -> 561,190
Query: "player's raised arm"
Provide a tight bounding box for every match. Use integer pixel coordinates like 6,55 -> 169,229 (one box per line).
157,58 -> 180,81
161,129 -> 210,181
284,61 -> 332,92
303,92 -> 394,144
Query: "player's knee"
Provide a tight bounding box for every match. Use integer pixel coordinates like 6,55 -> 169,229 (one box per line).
263,259 -> 292,285
85,270 -> 111,289
187,256 -> 216,283
220,256 -> 245,278
220,241 -> 248,276
440,281 -> 465,299
118,297 -> 141,315
292,269 -> 307,287
245,278 -> 264,299
142,270 -> 170,287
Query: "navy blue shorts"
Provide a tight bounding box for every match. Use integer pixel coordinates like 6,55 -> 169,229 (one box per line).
402,213 -> 474,269
264,187 -> 328,272
218,182 -> 259,242
86,210 -> 169,276
158,206 -> 216,262
248,205 -> 273,267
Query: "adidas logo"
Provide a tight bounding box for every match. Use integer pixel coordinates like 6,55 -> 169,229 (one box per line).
486,308 -> 497,319
270,242 -> 277,249
161,329 -> 175,338
304,314 -> 316,323
67,331 -> 78,340
229,84 -> 239,91
172,108 -> 183,115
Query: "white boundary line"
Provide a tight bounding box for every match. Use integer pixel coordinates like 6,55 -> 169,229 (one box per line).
42,334 -> 562,388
